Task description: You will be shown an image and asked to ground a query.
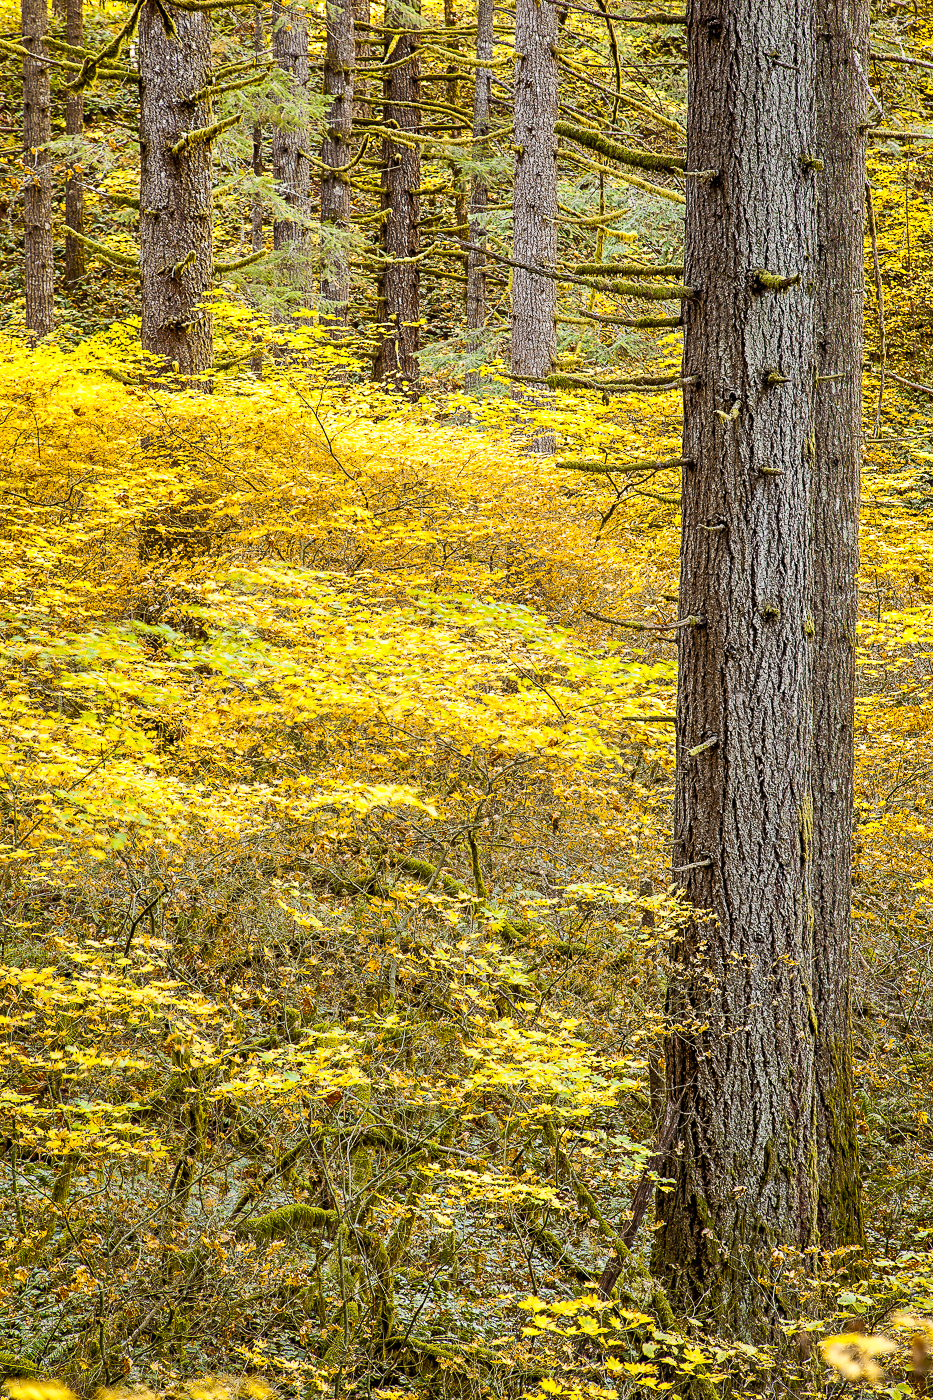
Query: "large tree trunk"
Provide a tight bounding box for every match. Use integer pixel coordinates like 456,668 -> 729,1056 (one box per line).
320,0 -> 354,324
271,0 -> 310,310
812,0 -> 869,1258
510,0 -> 557,384
372,0 -> 420,390
654,0 -> 819,1337
22,0 -> 54,338
63,0 -> 85,287
352,0 -> 370,123
138,0 -> 213,374
464,0 -> 493,389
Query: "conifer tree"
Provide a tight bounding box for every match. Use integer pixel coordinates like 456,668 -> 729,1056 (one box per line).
372,0 -> 420,388
812,0 -> 869,1256
464,0 -> 493,386
654,0 -> 820,1335
510,0 -> 557,389
271,0 -> 310,308
22,0 -> 54,337
321,0 -> 354,324
64,0 -> 86,286
138,0 -> 214,373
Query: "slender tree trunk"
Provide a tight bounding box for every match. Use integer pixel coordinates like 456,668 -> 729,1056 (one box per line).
352,0 -> 370,122
812,0 -> 869,1258
511,0 -> 557,447
372,0 -> 420,389
22,0 -> 54,338
444,0 -> 467,241
464,0 -> 492,389
271,0 -> 310,310
138,0 -> 213,374
251,15 -> 264,378
654,0 -> 819,1337
321,0 -> 354,324
251,12 -> 264,259
63,0 -> 86,287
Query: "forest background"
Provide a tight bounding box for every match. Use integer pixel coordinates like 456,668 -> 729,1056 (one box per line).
0,0 -> 932,1396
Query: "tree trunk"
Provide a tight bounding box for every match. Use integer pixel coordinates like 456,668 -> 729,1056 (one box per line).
464,0 -> 492,389
444,0 -> 467,243
812,0 -> 869,1258
372,0 -> 420,389
63,0 -> 86,287
138,0 -> 213,374
320,0 -> 354,324
22,0 -> 54,338
271,0 -> 310,310
352,0 -> 370,123
251,12 -> 264,258
654,0 -> 819,1337
510,0 -> 557,447
511,0 -> 557,376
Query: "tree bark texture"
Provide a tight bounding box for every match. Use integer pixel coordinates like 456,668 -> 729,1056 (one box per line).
654,0 -> 819,1337
271,0 -> 310,310
22,0 -> 54,338
351,0 -> 370,123
812,0 -> 868,1257
465,0 -> 493,380
138,0 -> 213,374
320,0 -> 354,323
64,0 -> 86,287
251,12 -> 264,258
372,0 -> 420,389
510,0 -> 557,381
443,0 -> 467,241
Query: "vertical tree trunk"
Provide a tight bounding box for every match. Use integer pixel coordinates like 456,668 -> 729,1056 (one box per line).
251,12 -> 264,260
464,0 -> 492,389
138,0 -> 213,374
510,0 -> 557,384
812,0 -> 869,1258
352,0 -> 370,123
654,0 -> 819,1337
22,0 -> 54,338
63,0 -> 86,287
251,14 -> 264,378
443,0 -> 467,241
372,0 -> 420,389
320,0 -> 354,324
271,0 -> 310,310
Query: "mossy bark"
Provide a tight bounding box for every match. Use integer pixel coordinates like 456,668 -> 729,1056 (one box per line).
654,0 -> 820,1338
138,0 -> 213,373
372,0 -> 420,388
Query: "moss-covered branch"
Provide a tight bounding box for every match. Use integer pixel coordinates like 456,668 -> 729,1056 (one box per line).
555,455 -> 685,475
236,1203 -> 338,1241
751,267 -> 800,294
63,226 -> 138,270
555,119 -> 685,173
571,260 -> 684,277
214,249 -> 269,275
171,113 -> 240,158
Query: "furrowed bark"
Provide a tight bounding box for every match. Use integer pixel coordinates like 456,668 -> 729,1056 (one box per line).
320,0 -> 354,324
511,0 -> 557,447
138,0 -> 213,374
812,0 -> 868,1259
464,0 -> 492,389
63,0 -> 86,286
250,12 -> 263,376
271,0 -> 311,312
511,0 -> 557,381
654,0 -> 819,1337
372,0 -> 420,390
22,0 -> 54,337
